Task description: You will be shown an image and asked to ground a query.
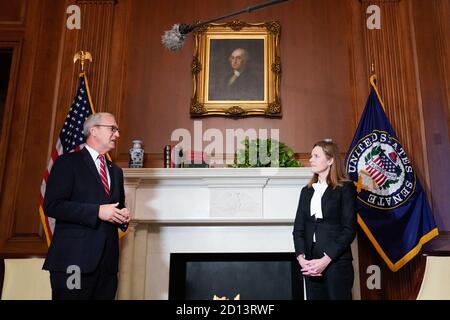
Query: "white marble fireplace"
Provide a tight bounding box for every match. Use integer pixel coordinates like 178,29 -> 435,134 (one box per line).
116,168 -> 360,300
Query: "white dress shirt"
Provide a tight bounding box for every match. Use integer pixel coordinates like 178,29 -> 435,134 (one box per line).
310,179 -> 328,242
84,144 -> 111,188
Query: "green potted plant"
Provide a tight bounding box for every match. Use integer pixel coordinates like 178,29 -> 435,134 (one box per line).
230,138 -> 301,168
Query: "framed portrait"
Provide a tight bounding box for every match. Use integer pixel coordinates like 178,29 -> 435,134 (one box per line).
190,20 -> 281,117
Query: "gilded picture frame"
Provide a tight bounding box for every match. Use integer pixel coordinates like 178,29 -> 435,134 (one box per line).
190,20 -> 281,117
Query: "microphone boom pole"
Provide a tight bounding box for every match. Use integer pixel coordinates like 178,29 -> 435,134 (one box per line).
162,0 -> 290,51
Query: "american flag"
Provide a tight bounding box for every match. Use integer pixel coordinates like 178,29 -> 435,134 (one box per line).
365,148 -> 398,188
39,72 -> 94,246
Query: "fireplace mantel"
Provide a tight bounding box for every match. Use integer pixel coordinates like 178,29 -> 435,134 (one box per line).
121,168 -> 312,224
116,168 -> 360,299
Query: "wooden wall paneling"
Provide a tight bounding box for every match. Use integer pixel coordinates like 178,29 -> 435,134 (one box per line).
116,0 -> 209,166
53,0 -> 117,145
357,0 -> 431,300
52,2 -> 81,147
18,0 -> 71,250
104,0 -> 132,161
431,0 -> 450,230
0,40 -> 21,197
116,0 -> 366,168
77,0 -> 116,113
0,0 -> 27,26
357,229 -> 426,300
0,39 -> 22,254
410,0 -> 450,231
349,0 -> 372,130
0,0 -> 47,253
440,0 -> 450,142
0,0 -> 68,254
361,0 -> 427,176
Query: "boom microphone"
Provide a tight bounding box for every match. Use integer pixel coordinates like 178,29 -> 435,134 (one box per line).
161,0 -> 290,52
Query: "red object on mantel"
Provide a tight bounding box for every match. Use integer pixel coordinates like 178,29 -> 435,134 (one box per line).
185,150 -> 206,164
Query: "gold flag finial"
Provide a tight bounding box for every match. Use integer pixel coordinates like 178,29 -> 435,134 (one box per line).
371,61 -> 375,75
73,51 -> 92,72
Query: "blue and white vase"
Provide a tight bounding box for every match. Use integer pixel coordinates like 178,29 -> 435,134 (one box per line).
129,140 -> 144,168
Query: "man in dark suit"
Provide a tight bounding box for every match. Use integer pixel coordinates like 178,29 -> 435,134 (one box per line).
43,112 -> 130,300
209,48 -> 264,101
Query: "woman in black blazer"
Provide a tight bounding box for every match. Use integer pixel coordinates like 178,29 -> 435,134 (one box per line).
293,139 -> 357,300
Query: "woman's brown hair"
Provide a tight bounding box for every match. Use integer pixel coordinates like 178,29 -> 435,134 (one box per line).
307,139 -> 349,189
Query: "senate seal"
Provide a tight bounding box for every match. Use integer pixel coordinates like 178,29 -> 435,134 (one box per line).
346,130 -> 416,210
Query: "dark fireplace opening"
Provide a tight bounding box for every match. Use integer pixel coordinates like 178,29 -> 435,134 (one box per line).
169,252 -> 303,300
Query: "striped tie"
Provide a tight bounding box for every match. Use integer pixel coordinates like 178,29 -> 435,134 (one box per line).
98,154 -> 110,196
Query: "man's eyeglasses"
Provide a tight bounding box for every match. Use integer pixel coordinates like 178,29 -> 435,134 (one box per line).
95,125 -> 120,133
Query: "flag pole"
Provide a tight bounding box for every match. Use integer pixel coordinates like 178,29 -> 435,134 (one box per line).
370,61 -> 376,83
368,62 -> 388,113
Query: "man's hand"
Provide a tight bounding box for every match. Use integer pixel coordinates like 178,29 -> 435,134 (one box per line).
119,207 -> 131,224
99,202 -> 130,224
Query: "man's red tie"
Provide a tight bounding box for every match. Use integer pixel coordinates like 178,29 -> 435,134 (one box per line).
98,154 -> 110,196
